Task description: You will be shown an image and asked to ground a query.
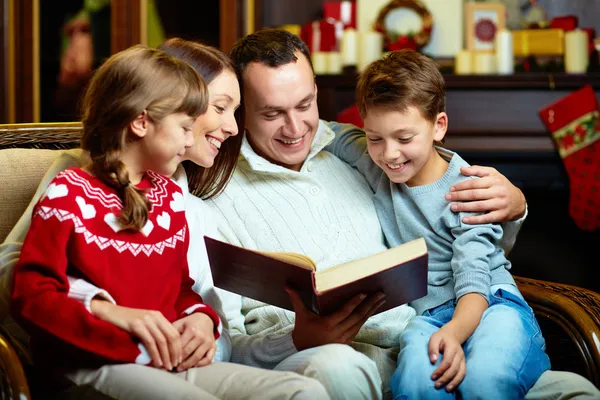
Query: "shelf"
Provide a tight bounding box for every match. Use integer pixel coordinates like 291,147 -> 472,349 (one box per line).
315,72 -> 600,90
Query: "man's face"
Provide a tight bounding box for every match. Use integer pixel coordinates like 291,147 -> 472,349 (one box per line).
242,52 -> 319,171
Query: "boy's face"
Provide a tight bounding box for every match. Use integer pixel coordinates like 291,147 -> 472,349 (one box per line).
363,106 -> 447,186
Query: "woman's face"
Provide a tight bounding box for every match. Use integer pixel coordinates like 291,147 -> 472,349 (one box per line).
184,69 -> 241,167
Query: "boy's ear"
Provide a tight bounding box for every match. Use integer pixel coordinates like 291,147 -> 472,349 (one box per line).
130,111 -> 150,138
433,112 -> 448,142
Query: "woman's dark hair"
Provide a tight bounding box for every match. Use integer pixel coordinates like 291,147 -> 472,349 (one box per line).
158,38 -> 243,199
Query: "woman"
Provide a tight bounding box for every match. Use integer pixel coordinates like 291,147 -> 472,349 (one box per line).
0,39 -> 328,400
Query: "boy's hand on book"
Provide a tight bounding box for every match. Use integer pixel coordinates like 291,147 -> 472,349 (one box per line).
428,326 -> 466,392
447,165 -> 526,224
173,313 -> 217,372
91,300 -> 181,371
287,287 -> 385,350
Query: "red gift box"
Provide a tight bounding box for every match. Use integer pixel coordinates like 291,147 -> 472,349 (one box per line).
301,19 -> 338,53
550,15 -> 578,31
323,1 -> 356,30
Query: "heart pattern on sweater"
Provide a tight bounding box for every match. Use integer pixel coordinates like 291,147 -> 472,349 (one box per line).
141,220 -> 154,237
104,213 -> 154,236
46,183 -> 68,200
104,213 -> 122,233
75,196 -> 96,219
170,192 -> 185,213
156,211 -> 171,230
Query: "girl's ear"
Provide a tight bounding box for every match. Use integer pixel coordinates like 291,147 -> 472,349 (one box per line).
433,112 -> 448,142
130,110 -> 150,138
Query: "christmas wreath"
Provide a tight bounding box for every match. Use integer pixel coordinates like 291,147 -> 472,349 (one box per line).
374,0 -> 433,52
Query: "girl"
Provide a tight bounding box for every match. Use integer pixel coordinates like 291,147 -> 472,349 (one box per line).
74,38 -> 245,370
8,44 -> 327,400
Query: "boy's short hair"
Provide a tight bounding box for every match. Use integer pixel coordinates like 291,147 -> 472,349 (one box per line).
356,50 -> 445,123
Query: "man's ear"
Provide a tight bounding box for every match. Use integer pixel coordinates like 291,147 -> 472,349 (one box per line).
433,112 -> 448,142
130,110 -> 150,138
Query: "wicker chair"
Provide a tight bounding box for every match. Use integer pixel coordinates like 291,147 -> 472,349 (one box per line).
0,123 -> 599,399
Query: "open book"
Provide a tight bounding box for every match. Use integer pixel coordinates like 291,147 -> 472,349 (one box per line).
204,236 -> 428,316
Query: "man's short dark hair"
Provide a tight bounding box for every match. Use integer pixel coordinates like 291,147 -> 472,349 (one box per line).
230,28 -> 313,76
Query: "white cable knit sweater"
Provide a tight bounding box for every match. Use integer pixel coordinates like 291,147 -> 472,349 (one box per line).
207,120 -> 416,369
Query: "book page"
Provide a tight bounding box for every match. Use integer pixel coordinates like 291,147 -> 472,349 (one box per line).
314,237 -> 427,292
260,251 -> 316,271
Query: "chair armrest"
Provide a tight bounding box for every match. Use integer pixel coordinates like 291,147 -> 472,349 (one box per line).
515,275 -> 600,387
0,326 -> 31,399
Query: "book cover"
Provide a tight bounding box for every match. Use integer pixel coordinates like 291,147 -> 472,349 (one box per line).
204,236 -> 428,315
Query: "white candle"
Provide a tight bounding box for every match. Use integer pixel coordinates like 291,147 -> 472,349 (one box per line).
327,52 -> 343,74
311,52 -> 328,75
358,31 -> 383,71
473,52 -> 496,74
455,50 -> 473,75
341,28 -> 358,66
565,30 -> 589,74
495,30 -> 514,75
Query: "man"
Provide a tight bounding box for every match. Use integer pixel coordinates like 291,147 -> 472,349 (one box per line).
208,29 -> 600,400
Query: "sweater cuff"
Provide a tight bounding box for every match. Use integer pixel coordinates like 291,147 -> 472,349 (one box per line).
182,304 -> 222,339
512,202 -> 528,224
67,277 -> 117,313
454,271 -> 491,303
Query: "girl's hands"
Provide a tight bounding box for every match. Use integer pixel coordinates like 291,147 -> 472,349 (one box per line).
91,300 -> 181,370
173,313 -> 217,372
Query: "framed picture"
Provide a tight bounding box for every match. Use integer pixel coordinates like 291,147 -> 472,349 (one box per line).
465,2 -> 506,52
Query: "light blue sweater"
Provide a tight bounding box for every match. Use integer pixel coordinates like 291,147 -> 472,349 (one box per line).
326,123 -> 517,315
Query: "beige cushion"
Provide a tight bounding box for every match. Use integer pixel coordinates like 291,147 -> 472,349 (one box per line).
0,148 -> 62,242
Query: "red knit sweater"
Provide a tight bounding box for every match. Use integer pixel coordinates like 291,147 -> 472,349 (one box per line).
10,168 -> 220,369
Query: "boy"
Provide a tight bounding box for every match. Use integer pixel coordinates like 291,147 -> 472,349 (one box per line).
326,50 -> 550,399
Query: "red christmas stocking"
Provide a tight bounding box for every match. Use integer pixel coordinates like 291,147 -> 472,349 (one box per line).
539,85 -> 600,231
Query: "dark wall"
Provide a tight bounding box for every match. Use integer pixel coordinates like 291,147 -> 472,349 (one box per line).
157,0 -> 220,48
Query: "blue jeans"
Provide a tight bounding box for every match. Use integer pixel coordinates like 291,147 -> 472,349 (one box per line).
390,289 -> 551,400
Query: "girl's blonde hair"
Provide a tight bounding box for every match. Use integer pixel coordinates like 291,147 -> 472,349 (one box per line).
80,45 -> 208,231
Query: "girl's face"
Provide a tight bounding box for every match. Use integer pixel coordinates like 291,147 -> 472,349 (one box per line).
183,70 -> 241,167
137,112 -> 196,179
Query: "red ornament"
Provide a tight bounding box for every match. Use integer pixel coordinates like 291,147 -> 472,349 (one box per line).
387,36 -> 417,51
475,19 -> 497,43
